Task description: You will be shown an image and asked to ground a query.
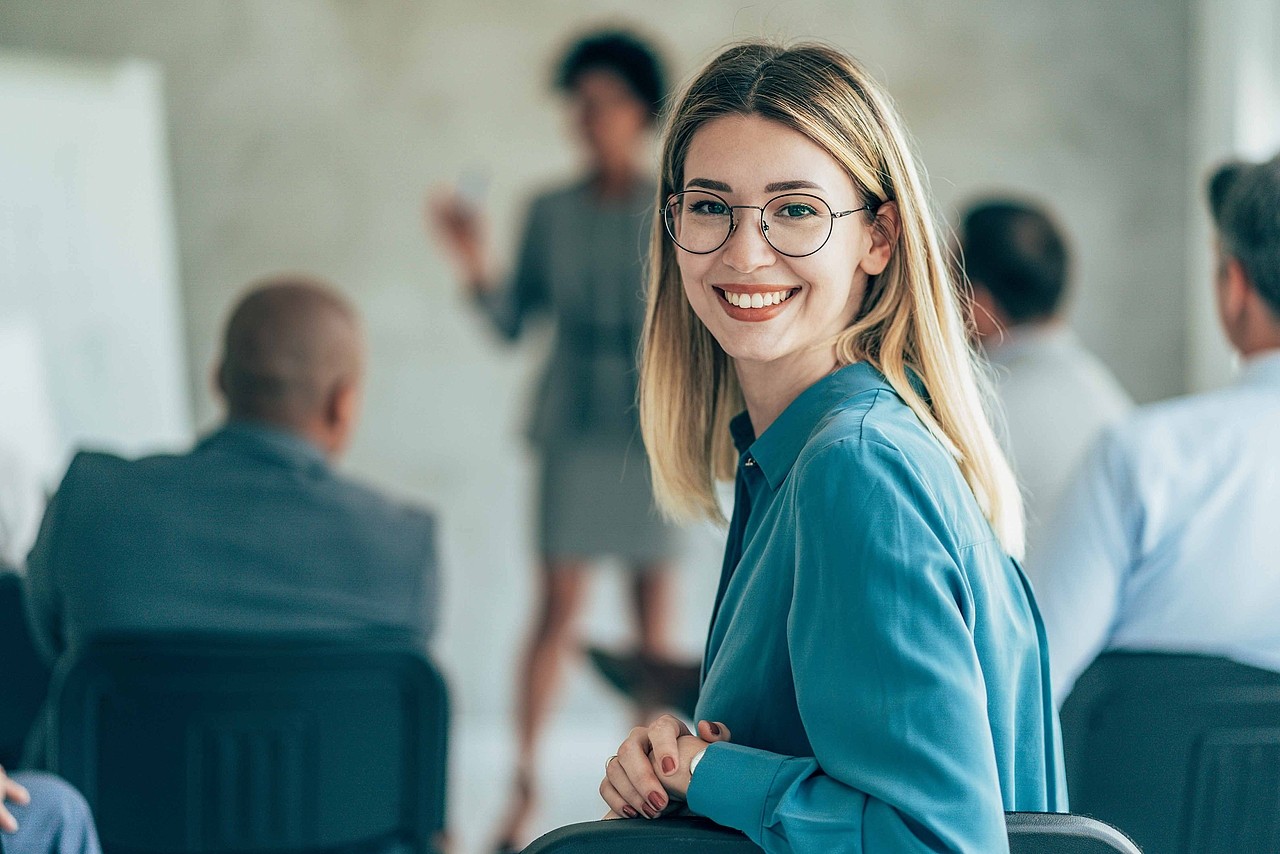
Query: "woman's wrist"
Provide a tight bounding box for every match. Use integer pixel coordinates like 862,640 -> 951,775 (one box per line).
689,747 -> 708,777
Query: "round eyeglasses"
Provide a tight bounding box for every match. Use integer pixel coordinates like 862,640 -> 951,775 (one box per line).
662,190 -> 874,258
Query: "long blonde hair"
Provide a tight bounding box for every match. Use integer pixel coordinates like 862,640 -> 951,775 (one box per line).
639,41 -> 1025,558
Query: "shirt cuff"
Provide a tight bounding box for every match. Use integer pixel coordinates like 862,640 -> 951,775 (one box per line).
685,741 -> 790,837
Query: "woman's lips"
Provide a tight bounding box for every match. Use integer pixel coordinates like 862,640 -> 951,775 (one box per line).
713,286 -> 800,322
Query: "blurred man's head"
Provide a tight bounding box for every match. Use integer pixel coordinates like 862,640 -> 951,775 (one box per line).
216,277 -> 364,459
959,200 -> 1070,342
1208,152 -> 1280,356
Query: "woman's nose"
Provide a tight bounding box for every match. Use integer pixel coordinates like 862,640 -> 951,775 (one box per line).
721,210 -> 776,273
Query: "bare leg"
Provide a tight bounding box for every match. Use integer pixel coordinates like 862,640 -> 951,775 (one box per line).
493,559 -> 591,850
628,563 -> 675,722
630,563 -> 675,659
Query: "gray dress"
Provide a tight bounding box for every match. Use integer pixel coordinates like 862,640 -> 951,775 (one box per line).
476,178 -> 677,563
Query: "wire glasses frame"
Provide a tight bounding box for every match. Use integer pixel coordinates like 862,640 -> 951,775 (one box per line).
662,189 -> 875,258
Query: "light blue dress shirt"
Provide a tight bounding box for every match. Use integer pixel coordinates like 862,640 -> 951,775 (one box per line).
1030,349 -> 1280,705
686,362 -> 1066,854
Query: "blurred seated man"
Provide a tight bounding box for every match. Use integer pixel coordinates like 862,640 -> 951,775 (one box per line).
2,767 -> 100,854
1032,153 -> 1280,705
23,277 -> 439,758
960,199 -> 1132,556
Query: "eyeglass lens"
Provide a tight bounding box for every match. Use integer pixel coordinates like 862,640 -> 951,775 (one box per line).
663,190 -> 838,257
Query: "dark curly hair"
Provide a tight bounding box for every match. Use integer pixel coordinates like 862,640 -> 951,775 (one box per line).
556,30 -> 666,121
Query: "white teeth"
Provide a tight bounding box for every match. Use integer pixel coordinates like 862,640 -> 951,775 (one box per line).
724,289 -> 795,308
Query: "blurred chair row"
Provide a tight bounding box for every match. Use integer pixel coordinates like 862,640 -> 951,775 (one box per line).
2,573 -> 450,854
6,567 -> 1280,853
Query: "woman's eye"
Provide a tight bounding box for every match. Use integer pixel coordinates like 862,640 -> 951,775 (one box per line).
778,203 -> 819,218
689,201 -> 729,216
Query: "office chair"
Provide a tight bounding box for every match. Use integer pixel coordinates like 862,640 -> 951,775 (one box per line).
521,812 -> 1141,853
46,633 -> 449,854
0,571 -> 51,768
1061,651 -> 1280,854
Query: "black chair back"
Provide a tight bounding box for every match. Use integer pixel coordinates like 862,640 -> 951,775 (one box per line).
1006,813 -> 1142,853
0,570 -> 52,768
46,634 -> 449,854
521,813 -> 1141,853
1061,651 -> 1280,854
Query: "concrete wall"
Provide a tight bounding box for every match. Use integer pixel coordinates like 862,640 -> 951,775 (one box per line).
0,1 -> 1192,722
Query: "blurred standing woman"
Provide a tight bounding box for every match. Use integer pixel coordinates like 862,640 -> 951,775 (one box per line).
599,42 -> 1066,853
429,30 -> 678,851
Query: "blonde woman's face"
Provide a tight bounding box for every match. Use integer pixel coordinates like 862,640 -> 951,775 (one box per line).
675,114 -> 891,371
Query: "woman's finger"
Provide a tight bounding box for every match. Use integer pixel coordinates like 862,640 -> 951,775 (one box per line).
617,726 -> 668,816
604,754 -> 650,818
697,719 -> 732,743
649,714 -> 690,780
598,773 -> 640,820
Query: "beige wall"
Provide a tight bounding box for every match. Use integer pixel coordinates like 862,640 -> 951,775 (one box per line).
0,0 -> 1191,718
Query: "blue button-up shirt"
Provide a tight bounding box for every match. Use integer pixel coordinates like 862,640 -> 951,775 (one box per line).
686,362 -> 1066,854
1030,349 -> 1280,704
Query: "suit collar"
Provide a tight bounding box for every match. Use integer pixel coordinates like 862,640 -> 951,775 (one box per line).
198,421 -> 329,473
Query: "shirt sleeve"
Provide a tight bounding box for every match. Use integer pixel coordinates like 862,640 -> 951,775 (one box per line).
472,196 -> 551,341
1026,427 -> 1137,705
687,438 -> 1009,854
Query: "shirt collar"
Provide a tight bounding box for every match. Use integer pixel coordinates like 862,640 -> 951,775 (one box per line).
732,361 -> 896,491
1239,348 -> 1280,388
198,420 -> 329,473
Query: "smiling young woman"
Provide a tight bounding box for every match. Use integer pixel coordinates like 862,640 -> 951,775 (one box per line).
596,42 -> 1066,854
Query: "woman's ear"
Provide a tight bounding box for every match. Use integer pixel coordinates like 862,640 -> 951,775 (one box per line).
858,201 -> 900,277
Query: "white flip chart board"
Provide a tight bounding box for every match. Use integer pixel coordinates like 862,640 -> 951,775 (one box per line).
0,52 -> 192,481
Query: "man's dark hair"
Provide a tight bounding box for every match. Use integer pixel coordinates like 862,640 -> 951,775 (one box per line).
556,30 -> 667,120
219,277 -> 361,427
1208,152 -> 1280,317
960,200 -> 1070,325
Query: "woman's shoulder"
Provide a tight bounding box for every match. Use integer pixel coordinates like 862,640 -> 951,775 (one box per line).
788,391 -> 1002,570
527,179 -> 590,210
799,386 -> 947,475
793,388 -> 987,536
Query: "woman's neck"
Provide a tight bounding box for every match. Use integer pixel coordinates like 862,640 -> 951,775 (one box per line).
590,149 -> 646,200
735,347 -> 841,438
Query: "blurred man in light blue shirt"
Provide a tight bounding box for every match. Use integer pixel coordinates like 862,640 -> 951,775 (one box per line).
960,200 -> 1132,557
1031,151 -> 1280,704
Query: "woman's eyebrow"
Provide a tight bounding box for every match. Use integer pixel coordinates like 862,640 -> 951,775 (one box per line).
765,180 -> 825,192
686,178 -> 732,191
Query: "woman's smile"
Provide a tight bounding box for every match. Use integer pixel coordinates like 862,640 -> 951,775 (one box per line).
713,284 -> 802,321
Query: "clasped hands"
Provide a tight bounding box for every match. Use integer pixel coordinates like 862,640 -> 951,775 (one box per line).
599,715 -> 731,820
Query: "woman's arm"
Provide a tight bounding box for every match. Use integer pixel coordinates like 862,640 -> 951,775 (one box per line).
426,192 -> 551,341
469,197 -> 552,341
687,438 -> 1011,854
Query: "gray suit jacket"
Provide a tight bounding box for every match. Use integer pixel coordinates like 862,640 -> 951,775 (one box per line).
23,422 -> 438,666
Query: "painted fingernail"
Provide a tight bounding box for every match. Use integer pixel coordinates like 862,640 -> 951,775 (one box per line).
709,722 -> 722,735
649,791 -> 667,811
661,756 -> 676,774
622,806 -> 638,818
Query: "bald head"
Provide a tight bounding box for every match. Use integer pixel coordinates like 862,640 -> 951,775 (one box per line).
217,277 -> 364,456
